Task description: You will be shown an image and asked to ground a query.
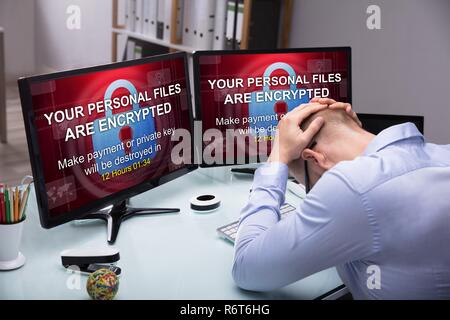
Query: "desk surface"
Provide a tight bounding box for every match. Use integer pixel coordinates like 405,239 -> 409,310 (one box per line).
0,167 -> 343,299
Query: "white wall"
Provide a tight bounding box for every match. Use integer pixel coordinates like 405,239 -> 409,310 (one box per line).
0,0 -> 35,82
289,0 -> 450,144
35,0 -> 112,73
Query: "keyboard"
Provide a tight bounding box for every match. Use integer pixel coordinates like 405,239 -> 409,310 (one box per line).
217,203 -> 297,243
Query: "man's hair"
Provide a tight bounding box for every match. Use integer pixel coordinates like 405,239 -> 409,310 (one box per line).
300,108 -> 361,144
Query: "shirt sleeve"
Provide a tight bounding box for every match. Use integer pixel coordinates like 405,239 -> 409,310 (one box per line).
232,162 -> 376,292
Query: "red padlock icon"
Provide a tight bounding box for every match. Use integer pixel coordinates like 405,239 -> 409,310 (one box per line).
248,62 -> 309,137
274,101 -> 288,120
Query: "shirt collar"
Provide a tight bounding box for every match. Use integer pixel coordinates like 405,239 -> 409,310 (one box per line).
363,123 -> 424,155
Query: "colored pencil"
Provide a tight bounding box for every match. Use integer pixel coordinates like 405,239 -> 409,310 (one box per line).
0,184 -> 32,224
0,184 -> 4,224
0,184 -> 2,223
22,186 -> 30,221
18,189 -> 22,221
5,187 -> 10,223
9,187 -> 13,223
14,186 -> 19,222
19,184 -> 30,221
0,186 -> 4,224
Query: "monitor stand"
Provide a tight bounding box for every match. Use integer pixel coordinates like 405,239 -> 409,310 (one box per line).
230,168 -> 257,175
79,200 -> 180,244
229,163 -> 261,176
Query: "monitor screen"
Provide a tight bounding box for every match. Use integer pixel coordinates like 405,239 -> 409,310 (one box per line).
358,113 -> 424,135
194,47 -> 351,166
19,53 -> 195,227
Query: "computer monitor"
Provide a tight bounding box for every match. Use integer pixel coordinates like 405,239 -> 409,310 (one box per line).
193,47 -> 352,167
358,113 -> 424,135
18,52 -> 195,243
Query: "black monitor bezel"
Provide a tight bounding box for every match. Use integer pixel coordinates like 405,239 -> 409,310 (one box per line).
18,52 -> 197,229
192,46 -> 352,168
357,113 -> 424,135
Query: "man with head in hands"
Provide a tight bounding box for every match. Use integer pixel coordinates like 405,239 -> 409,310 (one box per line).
232,98 -> 450,299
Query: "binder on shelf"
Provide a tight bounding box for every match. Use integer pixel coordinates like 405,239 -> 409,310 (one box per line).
143,0 -> 158,37
116,33 -> 128,62
246,0 -> 282,49
225,0 -> 237,49
125,0 -> 130,30
213,0 -> 228,50
126,0 -> 136,31
163,0 -> 173,42
182,0 -> 194,47
156,0 -> 165,39
117,0 -> 127,27
126,38 -> 136,60
142,0 -> 149,35
173,0 -> 184,44
135,0 -> 144,34
193,0 -> 216,50
235,0 -> 244,46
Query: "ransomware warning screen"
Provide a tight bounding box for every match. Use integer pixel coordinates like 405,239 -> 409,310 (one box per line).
29,57 -> 191,216
196,50 -> 350,165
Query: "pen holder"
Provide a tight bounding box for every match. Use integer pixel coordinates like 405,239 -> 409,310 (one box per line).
0,218 -> 26,270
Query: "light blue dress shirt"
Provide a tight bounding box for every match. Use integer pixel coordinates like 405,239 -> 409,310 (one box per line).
233,123 -> 450,299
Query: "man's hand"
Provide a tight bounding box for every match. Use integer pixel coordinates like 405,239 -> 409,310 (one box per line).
310,97 -> 362,127
268,103 -> 326,165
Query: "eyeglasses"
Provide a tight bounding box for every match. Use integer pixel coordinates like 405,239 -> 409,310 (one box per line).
304,141 -> 317,194
304,160 -> 311,193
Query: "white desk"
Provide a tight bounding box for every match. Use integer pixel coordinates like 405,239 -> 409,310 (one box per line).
0,167 -> 344,299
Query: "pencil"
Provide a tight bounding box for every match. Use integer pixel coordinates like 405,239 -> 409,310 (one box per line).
0,186 -> 4,224
5,187 -> 10,224
14,186 -> 19,223
0,199 -> 3,224
9,187 -> 13,223
0,184 -> 4,224
19,184 -> 30,221
18,189 -> 22,221
21,185 -> 31,221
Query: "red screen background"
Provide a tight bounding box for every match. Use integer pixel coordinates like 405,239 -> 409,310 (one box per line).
29,57 -> 191,216
197,50 -> 350,163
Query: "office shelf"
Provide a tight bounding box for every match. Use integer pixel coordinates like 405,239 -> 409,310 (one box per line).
111,0 -> 293,61
112,27 -> 196,54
